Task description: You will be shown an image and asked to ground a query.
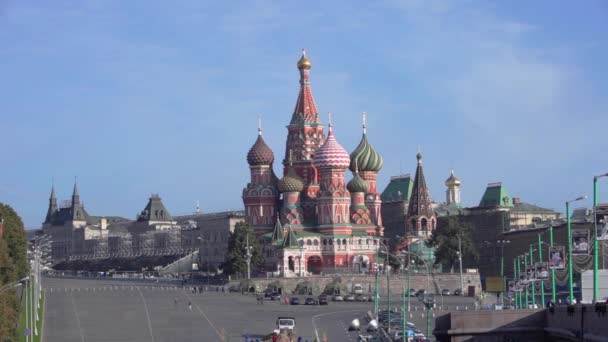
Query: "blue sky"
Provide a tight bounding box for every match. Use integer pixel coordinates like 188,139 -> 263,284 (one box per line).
1,0 -> 607,228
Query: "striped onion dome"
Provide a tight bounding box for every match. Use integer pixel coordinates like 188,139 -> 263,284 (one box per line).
278,166 -> 304,193
347,171 -> 369,193
349,133 -> 383,172
247,134 -> 274,166
313,125 -> 350,169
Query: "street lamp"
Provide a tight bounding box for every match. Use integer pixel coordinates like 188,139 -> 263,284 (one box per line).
457,234 -> 464,296
566,195 -> 587,303
496,240 -> 510,305
593,173 -> 608,303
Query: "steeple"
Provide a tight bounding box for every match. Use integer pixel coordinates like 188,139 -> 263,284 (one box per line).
271,218 -> 285,243
406,152 -> 436,237
45,183 -> 58,223
72,178 -> 80,207
281,225 -> 299,249
291,49 -> 319,125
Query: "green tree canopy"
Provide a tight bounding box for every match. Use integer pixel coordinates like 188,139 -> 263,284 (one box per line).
0,203 -> 28,341
426,216 -> 478,270
221,222 -> 264,277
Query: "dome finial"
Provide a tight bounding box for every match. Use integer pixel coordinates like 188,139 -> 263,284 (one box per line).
362,112 -> 367,134
328,112 -> 333,132
258,113 -> 262,136
416,147 -> 422,164
288,149 -> 294,166
297,49 -> 312,70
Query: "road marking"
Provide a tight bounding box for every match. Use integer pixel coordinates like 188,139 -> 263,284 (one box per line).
312,309 -> 364,342
182,292 -> 224,340
69,292 -> 86,342
137,289 -> 156,342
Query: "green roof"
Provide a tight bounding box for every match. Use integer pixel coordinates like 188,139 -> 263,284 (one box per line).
512,202 -> 558,214
381,175 -> 413,203
271,219 -> 284,242
479,183 -> 513,208
282,226 -> 300,249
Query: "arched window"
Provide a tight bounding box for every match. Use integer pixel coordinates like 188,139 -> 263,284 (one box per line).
421,218 -> 428,231
313,239 -> 319,246
306,239 -> 312,246
329,239 -> 333,245
411,219 -> 417,229
343,239 -> 347,245
366,239 -> 370,245
358,239 -> 362,245
322,239 -> 327,246
336,239 -> 341,246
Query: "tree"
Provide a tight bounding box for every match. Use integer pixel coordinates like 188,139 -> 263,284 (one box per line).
0,203 -> 28,342
221,222 -> 264,277
426,216 -> 478,271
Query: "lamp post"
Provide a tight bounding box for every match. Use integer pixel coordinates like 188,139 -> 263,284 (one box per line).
593,173 -> 608,303
549,226 -> 556,302
457,234 -> 464,295
529,246 -> 536,308
513,257 -> 518,309
538,234 -> 545,307
566,195 -> 587,303
497,240 -> 510,305
524,253 -> 529,308
245,234 -> 253,280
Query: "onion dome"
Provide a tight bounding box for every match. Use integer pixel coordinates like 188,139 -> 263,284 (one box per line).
445,169 -> 461,187
347,171 -> 369,193
313,124 -> 350,169
349,134 -> 383,172
297,49 -> 312,70
278,151 -> 304,193
278,167 -> 304,193
247,133 -> 274,166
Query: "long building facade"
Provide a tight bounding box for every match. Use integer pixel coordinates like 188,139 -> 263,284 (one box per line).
243,51 -> 387,277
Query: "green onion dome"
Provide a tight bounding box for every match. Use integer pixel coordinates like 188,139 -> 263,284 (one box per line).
347,172 -> 369,193
278,167 -> 304,193
349,133 -> 383,172
247,134 -> 274,166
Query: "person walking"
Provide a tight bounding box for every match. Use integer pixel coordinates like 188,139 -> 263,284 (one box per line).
188,301 -> 192,311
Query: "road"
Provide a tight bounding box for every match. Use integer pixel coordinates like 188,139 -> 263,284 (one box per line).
42,277 -> 475,341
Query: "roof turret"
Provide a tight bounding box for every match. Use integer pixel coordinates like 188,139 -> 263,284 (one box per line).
278,151 -> 304,193
350,113 -> 383,172
246,117 -> 275,166
445,168 -> 461,187
347,170 -> 369,193
313,118 -> 350,169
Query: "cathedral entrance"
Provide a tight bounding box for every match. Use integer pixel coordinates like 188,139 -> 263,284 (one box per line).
307,256 -> 323,274
288,256 -> 295,272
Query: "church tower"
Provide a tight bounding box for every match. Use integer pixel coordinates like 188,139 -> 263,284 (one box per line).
277,151 -> 305,226
284,50 -> 326,223
243,119 -> 279,233
405,152 -> 436,237
70,181 -> 87,227
445,168 -> 462,205
313,121 -> 352,235
350,113 -> 384,229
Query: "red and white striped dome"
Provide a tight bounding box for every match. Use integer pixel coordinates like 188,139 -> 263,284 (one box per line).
313,125 -> 350,169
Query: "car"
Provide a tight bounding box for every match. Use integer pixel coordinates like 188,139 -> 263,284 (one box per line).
333,294 -> 344,302
305,297 -> 316,305
290,297 -> 300,305
454,288 -> 463,296
270,293 -> 282,301
318,294 -> 329,305
408,288 -> 416,297
355,294 -> 369,302
441,289 -> 451,296
415,289 -> 426,297
345,294 -> 356,301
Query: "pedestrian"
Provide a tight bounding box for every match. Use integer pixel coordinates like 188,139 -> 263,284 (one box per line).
272,333 -> 278,342
188,301 -> 192,311
174,297 -> 178,306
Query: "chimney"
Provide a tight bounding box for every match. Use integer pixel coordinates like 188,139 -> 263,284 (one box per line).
0,215 -> 3,240
513,197 -> 521,204
100,217 -> 107,230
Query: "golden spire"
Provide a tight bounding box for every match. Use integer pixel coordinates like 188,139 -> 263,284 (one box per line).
297,49 -> 312,70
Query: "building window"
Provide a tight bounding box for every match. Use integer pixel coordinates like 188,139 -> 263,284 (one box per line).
306,239 -> 312,246
313,239 -> 319,246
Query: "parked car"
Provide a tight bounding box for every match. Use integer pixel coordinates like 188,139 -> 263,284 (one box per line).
441,289 -> 451,296
332,294 -> 344,302
290,297 -> 300,305
318,294 -> 329,305
345,294 -> 356,301
305,297 -> 316,305
407,288 -> 416,297
415,289 -> 426,297
270,293 -> 281,301
453,288 -> 463,296
355,294 -> 369,302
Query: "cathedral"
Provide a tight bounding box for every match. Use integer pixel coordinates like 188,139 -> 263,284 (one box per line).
243,51 -> 388,276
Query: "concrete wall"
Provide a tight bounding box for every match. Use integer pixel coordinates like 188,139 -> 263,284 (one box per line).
435,309 -> 546,342
546,304 -> 608,341
244,273 -> 481,296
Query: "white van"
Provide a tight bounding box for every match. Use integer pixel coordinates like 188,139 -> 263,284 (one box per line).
353,284 -> 364,294
276,317 -> 296,332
